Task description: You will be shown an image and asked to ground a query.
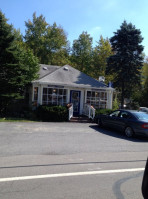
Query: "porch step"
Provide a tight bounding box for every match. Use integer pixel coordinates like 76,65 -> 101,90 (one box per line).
70,116 -> 92,123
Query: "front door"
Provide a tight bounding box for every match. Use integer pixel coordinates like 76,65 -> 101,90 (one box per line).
70,90 -> 81,116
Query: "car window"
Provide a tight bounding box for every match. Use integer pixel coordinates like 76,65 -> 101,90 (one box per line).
120,111 -> 130,119
110,111 -> 120,117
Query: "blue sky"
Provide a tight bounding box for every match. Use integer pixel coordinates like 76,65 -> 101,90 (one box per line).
1,0 -> 148,55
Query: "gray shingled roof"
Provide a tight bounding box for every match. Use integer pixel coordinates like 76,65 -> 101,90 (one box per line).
38,64 -> 60,79
33,64 -> 108,89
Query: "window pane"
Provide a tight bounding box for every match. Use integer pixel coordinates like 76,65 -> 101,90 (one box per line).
63,96 -> 67,103
92,92 -> 95,97
105,93 -> 107,99
87,91 -> 91,97
43,88 -> 47,94
34,87 -> 38,101
100,92 -> 105,99
120,112 -> 129,119
48,88 -> 53,94
95,92 -> 99,98
48,95 -> 52,102
42,95 -> 47,102
58,96 -> 63,105
110,111 -> 120,117
59,89 -> 63,95
52,89 -> 57,95
63,89 -> 66,95
86,99 -> 90,104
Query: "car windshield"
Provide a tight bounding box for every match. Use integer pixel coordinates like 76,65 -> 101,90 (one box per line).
133,112 -> 148,121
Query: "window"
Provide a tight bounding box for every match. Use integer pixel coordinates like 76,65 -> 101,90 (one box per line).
110,111 -> 120,117
33,87 -> 38,102
120,111 -> 130,119
42,87 -> 67,106
86,91 -> 107,109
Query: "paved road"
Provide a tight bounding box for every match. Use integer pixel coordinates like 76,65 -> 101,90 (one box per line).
0,122 -> 147,199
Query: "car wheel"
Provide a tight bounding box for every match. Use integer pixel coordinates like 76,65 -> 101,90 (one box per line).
124,127 -> 134,138
98,118 -> 102,127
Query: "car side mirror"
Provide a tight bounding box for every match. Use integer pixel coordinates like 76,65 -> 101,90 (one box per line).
142,158 -> 148,198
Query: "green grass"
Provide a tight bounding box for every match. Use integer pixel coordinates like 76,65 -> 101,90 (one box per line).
0,117 -> 35,122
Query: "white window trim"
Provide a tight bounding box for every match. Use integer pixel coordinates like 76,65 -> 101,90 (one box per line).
42,86 -> 68,106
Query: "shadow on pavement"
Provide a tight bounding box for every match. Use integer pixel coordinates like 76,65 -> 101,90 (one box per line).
89,124 -> 148,143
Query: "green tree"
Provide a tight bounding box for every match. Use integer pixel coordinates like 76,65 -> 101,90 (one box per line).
71,31 -> 93,75
142,57 -> 148,85
93,35 -> 113,81
106,21 -> 144,108
141,76 -> 148,107
139,57 -> 148,107
24,12 -> 48,61
44,22 -> 70,65
25,13 -> 69,65
0,11 -> 39,114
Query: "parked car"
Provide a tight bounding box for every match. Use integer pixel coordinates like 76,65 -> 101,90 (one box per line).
96,110 -> 148,138
139,107 -> 148,114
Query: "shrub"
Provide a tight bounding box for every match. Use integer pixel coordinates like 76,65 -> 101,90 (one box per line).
95,109 -> 113,116
112,97 -> 119,110
94,109 -> 112,123
36,105 -> 68,122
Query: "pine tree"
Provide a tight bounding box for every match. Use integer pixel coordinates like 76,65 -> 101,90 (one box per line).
0,11 -> 17,101
106,21 -> 144,108
0,11 -> 39,115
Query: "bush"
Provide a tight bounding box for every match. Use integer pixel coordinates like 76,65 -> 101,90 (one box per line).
95,109 -> 113,116
94,109 -> 112,123
112,97 -> 119,110
36,105 -> 68,122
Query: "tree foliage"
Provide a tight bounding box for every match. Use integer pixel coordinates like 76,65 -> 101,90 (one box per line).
71,31 -> 93,75
139,57 -> 148,106
142,57 -> 148,85
106,21 -> 144,107
25,12 -> 70,65
0,11 -> 39,114
93,35 -> 113,81
141,76 -> 148,107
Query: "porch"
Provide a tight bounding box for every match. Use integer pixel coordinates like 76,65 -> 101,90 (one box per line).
68,103 -> 96,121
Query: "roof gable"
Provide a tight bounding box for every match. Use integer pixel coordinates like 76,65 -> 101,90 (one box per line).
34,65 -> 107,89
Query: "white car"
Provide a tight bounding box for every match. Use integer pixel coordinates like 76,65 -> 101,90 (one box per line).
139,107 -> 148,114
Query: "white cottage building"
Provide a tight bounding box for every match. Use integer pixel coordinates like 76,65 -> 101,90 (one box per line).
32,64 -> 114,116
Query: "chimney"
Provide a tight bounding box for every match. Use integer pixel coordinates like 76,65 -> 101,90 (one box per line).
99,76 -> 105,82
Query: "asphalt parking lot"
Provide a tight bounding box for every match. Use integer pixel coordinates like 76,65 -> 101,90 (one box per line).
0,122 -> 147,199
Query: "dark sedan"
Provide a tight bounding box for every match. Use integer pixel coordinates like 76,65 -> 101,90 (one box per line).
96,110 -> 148,138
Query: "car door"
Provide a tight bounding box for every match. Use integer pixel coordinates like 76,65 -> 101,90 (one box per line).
116,111 -> 131,131
103,110 -> 120,128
